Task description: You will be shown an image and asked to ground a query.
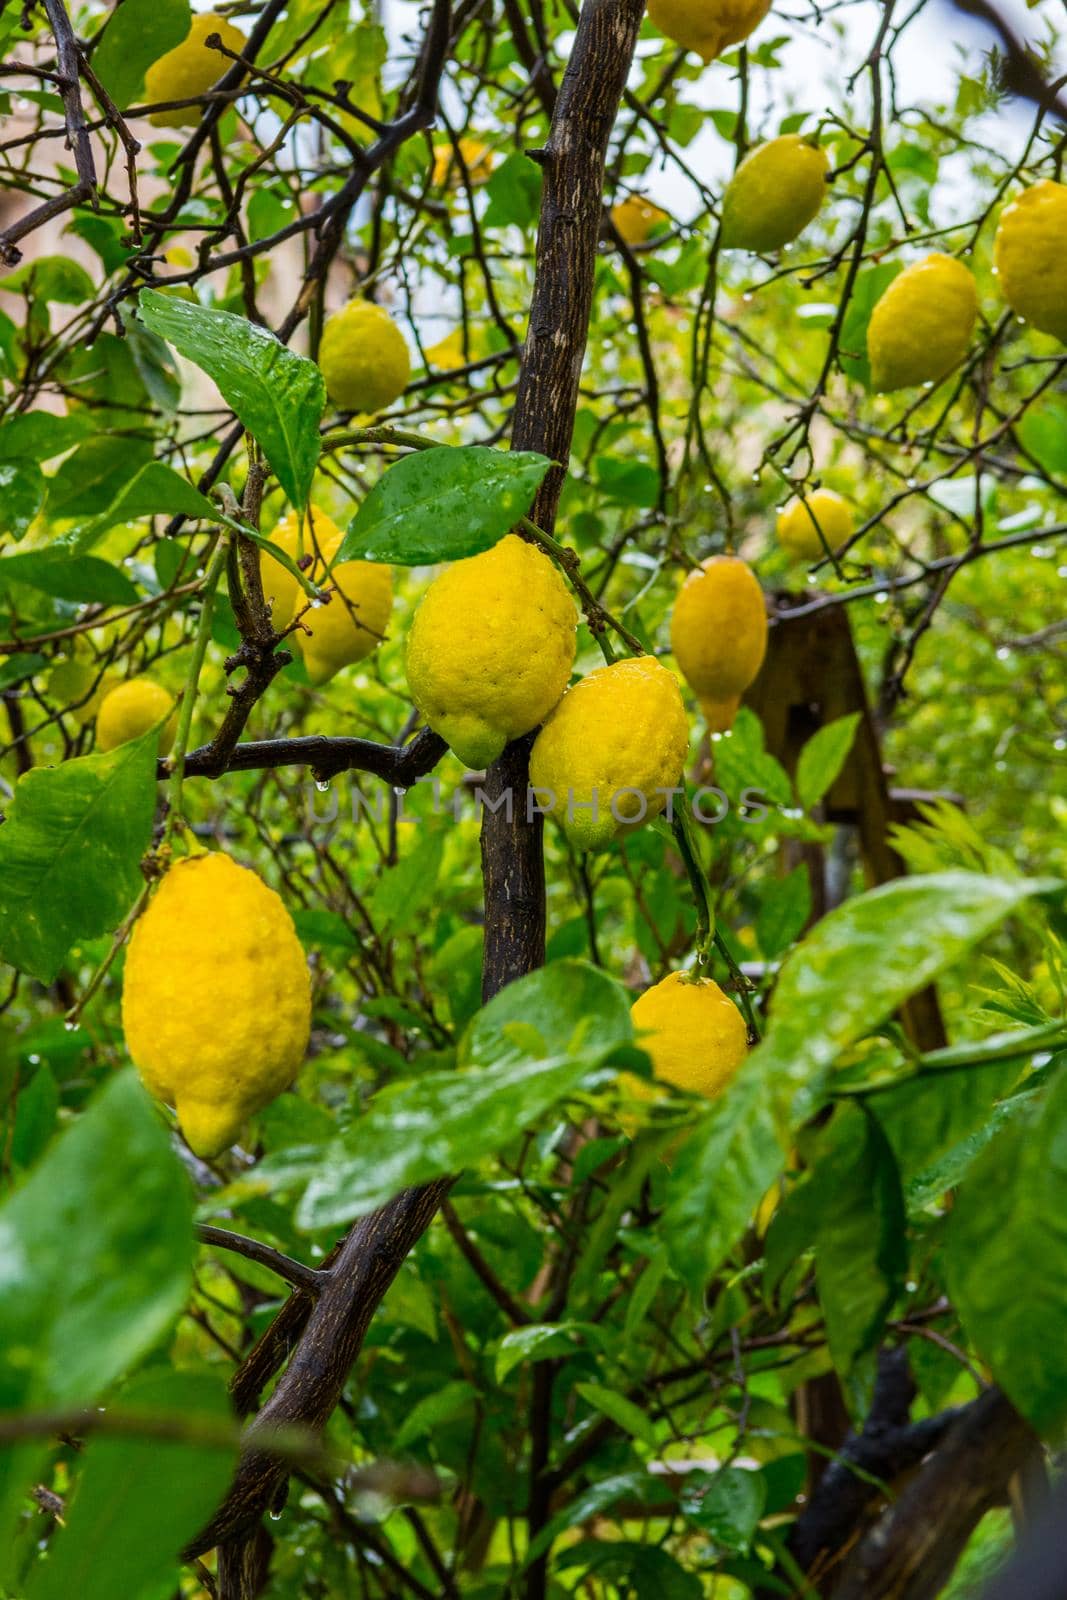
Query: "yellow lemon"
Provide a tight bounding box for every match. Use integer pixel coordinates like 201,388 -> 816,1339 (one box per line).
96,678 -> 178,755
144,14 -> 247,128
632,971 -> 748,1097
647,0 -> 771,61
432,137 -> 495,188
866,254 -> 978,393
529,655 -> 689,852
122,853 -> 311,1158
611,195 -> 671,246
406,533 -> 577,769
721,136 -> 829,252
993,180 -> 1067,343
299,560 -> 393,685
670,555 -> 767,733
259,503 -> 344,634
318,300 -> 411,414
776,488 -> 854,561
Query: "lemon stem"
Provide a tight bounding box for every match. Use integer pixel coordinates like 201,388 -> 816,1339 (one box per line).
164,531 -> 230,839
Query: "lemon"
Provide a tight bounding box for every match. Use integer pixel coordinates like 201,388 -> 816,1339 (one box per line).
318,300 -> 411,414
96,678 -> 178,755
47,653 -> 117,726
144,14 -> 247,128
406,533 -> 577,769
776,488 -> 854,561
529,655 -> 689,851
721,136 -> 829,252
647,0 -> 771,61
611,195 -> 670,246
670,555 -> 767,733
993,180 -> 1067,343
631,971 -> 748,1097
866,254 -> 978,393
432,137 -> 494,188
261,503 -> 393,682
123,853 -> 311,1158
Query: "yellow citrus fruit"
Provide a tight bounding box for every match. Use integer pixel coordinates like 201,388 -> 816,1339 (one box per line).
631,971 -> 748,1097
647,0 -> 771,61
47,654 -> 117,727
777,488 -> 854,561
261,504 -> 393,682
123,853 -> 311,1158
529,655 -> 689,852
866,254 -> 978,393
96,678 -> 178,755
993,180 -> 1067,343
432,137 -> 495,187
406,533 -> 577,768
260,503 -> 343,633
720,136 -> 829,252
144,14 -> 247,127
611,195 -> 671,246
670,555 -> 767,733
318,301 -> 411,414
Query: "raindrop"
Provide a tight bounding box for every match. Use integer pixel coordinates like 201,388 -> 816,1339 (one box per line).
27,1054 -> 40,1065
874,591 -> 889,605
1054,738 -> 1066,752
268,1510 -> 283,1523
64,1019 -> 78,1032
315,779 -> 331,793
742,292 -> 753,304
905,478 -> 917,488
995,646 -> 1011,660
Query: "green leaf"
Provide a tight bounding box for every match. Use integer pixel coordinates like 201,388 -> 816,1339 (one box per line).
0,256 -> 95,305
795,712 -> 861,810
26,1371 -> 235,1600
337,445 -> 553,564
526,1471 -> 659,1562
92,0 -> 190,110
556,1541 -> 702,1600
394,1380 -> 475,1450
946,1069 -> 1067,1434
813,1104 -> 906,1372
575,1382 -> 657,1448
369,830 -> 445,937
7,1061 -> 58,1169
0,1072 -> 194,1565
0,548 -> 138,605
681,1466 -> 766,1554
0,734 -> 157,982
46,436 -> 156,522
72,460 -> 217,550
755,865 -> 812,960
0,459 -> 45,539
0,411 -> 90,462
482,152 -> 542,229
839,262 -> 903,390
1017,396 -> 1067,478
495,1323 -> 587,1383
137,289 -> 325,508
264,962 -> 631,1227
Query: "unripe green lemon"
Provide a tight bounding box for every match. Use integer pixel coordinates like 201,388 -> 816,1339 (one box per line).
144,14 -> 247,128
122,853 -> 311,1158
528,655 -> 689,852
777,488 -> 854,561
96,678 -> 178,755
866,254 -> 978,393
631,971 -> 748,1098
993,180 -> 1067,343
318,301 -> 411,414
647,0 -> 771,61
406,533 -> 577,768
670,555 -> 767,733
721,136 -> 830,252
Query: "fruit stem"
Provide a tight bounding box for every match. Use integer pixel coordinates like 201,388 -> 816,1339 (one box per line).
65,880 -> 151,1025
669,809 -> 762,1042
163,531 -> 231,839
520,516 -> 643,661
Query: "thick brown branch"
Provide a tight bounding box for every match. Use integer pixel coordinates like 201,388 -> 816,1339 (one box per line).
163,727 -> 448,786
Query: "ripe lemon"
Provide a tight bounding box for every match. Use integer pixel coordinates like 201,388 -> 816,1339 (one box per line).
144,13 -> 247,127
261,504 -> 393,681
318,300 -> 411,414
647,0 -> 771,61
776,488 -> 853,561
123,853 -> 311,1158
993,180 -> 1067,343
611,195 -> 671,246
432,137 -> 494,187
96,678 -> 178,755
670,555 -> 767,733
721,136 -> 829,253
528,655 -> 689,852
866,254 -> 978,393
406,533 -> 577,768
631,971 -> 748,1097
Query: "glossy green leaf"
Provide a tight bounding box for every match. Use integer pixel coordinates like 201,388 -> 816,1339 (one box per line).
556,1541 -> 702,1600
394,1380 -> 475,1449
138,289 -> 325,508
92,0 -> 190,110
526,1471 -> 659,1562
464,958 -> 631,1069
0,548 -> 137,605
755,864 -> 812,959
838,262 -> 903,389
46,436 -> 155,521
575,1382 -> 657,1448
337,445 -> 553,564
0,1072 -> 194,1569
946,1069 -> 1067,1434
795,712 -> 861,810
369,829 -> 445,937
495,1322 -> 588,1383
27,1371 -> 235,1600
0,411 -> 90,462
813,1104 -> 906,1372
0,459 -> 45,540
482,152 -> 542,228
0,257 -> 95,306
0,733 -> 157,982
681,1466 -> 766,1554
73,460 -> 217,550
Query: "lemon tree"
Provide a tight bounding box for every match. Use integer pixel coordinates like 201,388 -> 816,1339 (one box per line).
0,1 -> 1066,1597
